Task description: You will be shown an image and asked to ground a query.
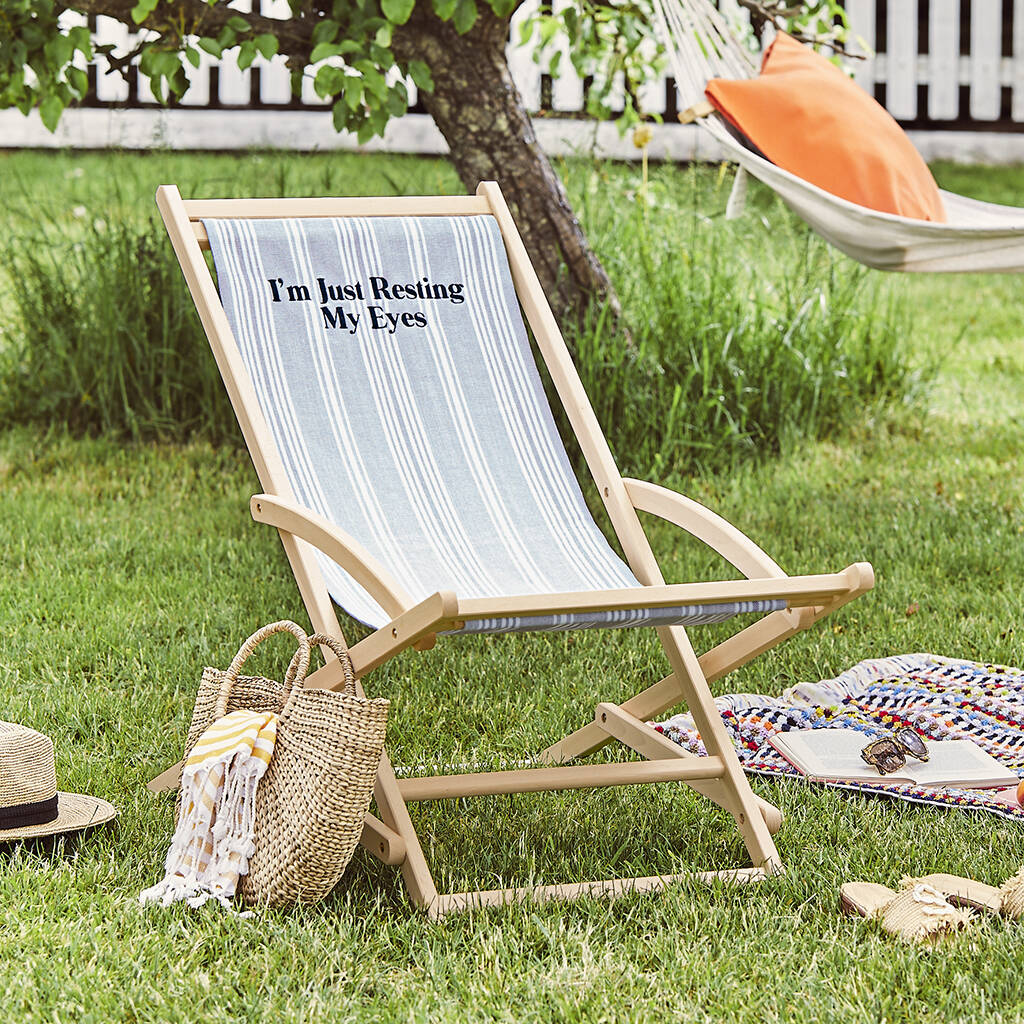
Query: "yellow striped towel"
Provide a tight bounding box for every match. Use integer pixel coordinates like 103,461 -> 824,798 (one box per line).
140,710 -> 278,910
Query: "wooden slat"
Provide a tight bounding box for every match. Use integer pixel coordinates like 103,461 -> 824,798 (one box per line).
929,0 -> 961,120
217,0 -> 252,105
398,756 -> 726,801
455,565 -> 868,621
432,867 -> 771,918
538,578 -> 873,767
258,54 -> 293,105
507,0 -> 542,110
187,196 -> 490,247
886,0 -> 918,120
971,0 -> 1003,120
1014,0 -> 1024,121
844,0 -> 877,92
343,591 -> 458,679
184,195 -> 490,220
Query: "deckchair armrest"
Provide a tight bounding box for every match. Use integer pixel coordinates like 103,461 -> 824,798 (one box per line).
250,494 -> 414,620
623,479 -> 786,580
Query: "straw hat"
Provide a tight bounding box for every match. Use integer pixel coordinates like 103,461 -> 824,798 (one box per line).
0,721 -> 116,841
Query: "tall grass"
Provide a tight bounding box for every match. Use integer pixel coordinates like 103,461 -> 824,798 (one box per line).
563,164 -> 917,477
0,216 -> 233,441
0,156 -> 919,471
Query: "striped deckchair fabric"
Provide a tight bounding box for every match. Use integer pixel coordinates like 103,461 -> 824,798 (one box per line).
204,214 -> 783,634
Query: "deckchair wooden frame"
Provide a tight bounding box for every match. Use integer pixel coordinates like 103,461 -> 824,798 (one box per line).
151,181 -> 874,918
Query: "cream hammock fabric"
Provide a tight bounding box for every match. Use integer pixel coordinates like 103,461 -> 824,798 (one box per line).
652,0 -> 1024,272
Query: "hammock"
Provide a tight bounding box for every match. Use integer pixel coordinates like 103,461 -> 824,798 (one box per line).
652,0 -> 1024,272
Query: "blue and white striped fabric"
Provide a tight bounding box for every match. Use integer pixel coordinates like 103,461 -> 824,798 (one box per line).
204,214 -> 783,634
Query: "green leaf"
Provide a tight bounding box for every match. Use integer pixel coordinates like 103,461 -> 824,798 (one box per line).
381,0 -> 415,24
68,26 -> 93,58
184,46 -> 201,69
39,94 -> 63,132
375,23 -> 392,47
407,59 -> 433,92
311,19 -> 339,46
452,0 -> 477,33
198,37 -> 223,58
310,42 -> 346,63
130,0 -> 160,23
45,35 -> 72,67
537,15 -> 559,47
488,0 -> 518,16
385,86 -> 407,117
433,0 -> 457,19
314,65 -> 345,98
237,40 -> 256,71
254,34 -> 278,59
226,15 -> 250,32
342,75 -> 363,110
360,66 -> 388,101
66,67 -> 89,96
332,98 -> 349,132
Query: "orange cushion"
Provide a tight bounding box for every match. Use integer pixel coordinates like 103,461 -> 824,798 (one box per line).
705,33 -> 946,222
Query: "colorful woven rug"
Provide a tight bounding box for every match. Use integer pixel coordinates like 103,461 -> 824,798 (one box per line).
654,654 -> 1024,821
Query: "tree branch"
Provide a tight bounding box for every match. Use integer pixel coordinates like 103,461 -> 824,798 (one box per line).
66,0 -> 317,64
733,0 -> 863,57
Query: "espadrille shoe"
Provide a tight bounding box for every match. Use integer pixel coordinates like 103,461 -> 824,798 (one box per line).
840,881 -> 974,945
902,869 -> 1024,919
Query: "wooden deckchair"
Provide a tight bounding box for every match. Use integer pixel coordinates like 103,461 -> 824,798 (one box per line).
151,182 -> 873,918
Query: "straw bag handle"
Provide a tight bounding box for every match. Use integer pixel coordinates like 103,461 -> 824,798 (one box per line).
278,633 -> 357,716
215,620 -> 311,718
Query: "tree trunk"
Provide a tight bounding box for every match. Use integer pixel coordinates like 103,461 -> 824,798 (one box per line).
393,5 -> 620,322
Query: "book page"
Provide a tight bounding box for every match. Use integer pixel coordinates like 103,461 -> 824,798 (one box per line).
772,729 -> 873,777
901,741 -> 1017,788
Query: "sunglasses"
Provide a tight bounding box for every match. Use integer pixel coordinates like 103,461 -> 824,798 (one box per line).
860,728 -> 930,775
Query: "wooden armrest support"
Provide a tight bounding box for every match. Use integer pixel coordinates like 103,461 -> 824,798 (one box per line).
250,493 -> 412,620
623,478 -> 786,580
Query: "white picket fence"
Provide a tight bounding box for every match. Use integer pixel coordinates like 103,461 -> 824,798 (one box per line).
3,1 -> 1024,162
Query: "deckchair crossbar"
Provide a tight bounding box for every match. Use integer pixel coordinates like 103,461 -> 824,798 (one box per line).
432,867 -> 769,918
185,196 -> 491,248
398,756 -> 726,801
451,567 -> 866,621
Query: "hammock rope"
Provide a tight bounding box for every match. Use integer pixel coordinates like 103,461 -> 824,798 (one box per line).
652,0 -> 1024,273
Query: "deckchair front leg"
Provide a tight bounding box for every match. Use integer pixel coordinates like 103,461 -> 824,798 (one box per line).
656,623 -> 780,870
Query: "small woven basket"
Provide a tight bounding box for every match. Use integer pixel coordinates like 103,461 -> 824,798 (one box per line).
182,620 -> 389,907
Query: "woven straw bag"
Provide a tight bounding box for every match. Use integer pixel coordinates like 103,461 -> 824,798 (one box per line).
182,620 -> 389,906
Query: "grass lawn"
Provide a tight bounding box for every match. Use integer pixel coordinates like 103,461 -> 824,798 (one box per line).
0,149 -> 1023,1022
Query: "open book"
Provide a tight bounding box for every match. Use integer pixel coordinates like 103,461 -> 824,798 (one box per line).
769,728 -> 1019,789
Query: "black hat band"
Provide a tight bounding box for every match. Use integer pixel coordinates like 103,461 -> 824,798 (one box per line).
0,794 -> 59,830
